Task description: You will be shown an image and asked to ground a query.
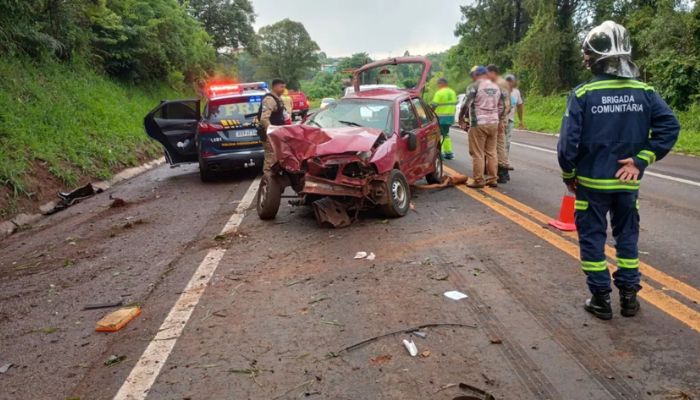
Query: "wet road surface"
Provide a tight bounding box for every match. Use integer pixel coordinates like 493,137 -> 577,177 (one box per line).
1,132 -> 699,399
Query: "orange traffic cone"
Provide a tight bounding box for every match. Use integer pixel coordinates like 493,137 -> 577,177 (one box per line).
548,193 -> 577,231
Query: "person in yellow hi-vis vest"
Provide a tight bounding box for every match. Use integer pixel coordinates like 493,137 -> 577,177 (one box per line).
431,78 -> 458,160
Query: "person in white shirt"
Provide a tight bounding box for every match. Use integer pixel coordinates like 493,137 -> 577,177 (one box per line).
504,74 -> 525,169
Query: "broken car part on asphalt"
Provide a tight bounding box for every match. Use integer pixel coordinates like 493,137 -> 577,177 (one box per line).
95,307 -> 141,332
444,290 -> 469,300
44,183 -> 103,215
402,339 -> 419,357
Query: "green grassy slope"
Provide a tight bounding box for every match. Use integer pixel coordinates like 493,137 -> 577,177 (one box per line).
0,58 -> 186,216
524,95 -> 700,155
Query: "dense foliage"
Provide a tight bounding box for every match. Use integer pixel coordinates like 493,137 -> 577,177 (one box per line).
446,0 -> 699,109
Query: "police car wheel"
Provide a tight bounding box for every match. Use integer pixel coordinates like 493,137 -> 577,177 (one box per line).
257,174 -> 282,220
199,156 -> 216,182
381,169 -> 411,218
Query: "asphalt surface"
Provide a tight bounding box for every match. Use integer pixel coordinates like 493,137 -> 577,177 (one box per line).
0,131 -> 698,399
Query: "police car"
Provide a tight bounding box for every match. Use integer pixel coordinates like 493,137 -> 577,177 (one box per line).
144,82 -> 268,181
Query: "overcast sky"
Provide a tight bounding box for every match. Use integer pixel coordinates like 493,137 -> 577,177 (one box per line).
252,0 -> 467,58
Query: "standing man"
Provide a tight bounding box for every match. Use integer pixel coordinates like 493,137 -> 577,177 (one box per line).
431,77 -> 458,160
486,64 -> 512,183
558,21 -> 680,320
258,78 -> 291,174
505,74 -> 525,164
459,66 -> 507,188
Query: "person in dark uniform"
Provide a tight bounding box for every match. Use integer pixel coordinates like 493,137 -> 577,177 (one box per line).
257,78 -> 290,174
558,21 -> 680,320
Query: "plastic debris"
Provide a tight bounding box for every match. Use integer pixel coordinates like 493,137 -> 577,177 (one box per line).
0,363 -> 12,374
354,251 -> 368,259
95,307 -> 141,332
413,331 -> 427,338
444,290 -> 468,300
366,252 -> 376,261
402,339 -> 418,357
104,355 -> 127,366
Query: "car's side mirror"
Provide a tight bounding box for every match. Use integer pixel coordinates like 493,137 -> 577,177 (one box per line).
403,131 -> 417,151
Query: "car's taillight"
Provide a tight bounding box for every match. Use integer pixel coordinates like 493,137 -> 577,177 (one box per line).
198,122 -> 221,134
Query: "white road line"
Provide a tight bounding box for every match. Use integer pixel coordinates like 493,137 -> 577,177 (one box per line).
114,177 -> 261,400
511,141 -> 700,188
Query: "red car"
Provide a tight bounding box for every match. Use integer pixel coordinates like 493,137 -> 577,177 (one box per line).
289,90 -> 310,120
256,57 -> 443,227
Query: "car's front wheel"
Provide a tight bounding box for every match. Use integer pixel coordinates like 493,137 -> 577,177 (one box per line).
425,154 -> 444,184
381,169 -> 411,218
256,174 -> 283,220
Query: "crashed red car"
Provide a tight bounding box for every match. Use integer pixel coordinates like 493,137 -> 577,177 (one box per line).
256,57 -> 443,227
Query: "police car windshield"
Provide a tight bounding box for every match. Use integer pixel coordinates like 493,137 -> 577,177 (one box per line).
206,96 -> 262,123
308,99 -> 393,135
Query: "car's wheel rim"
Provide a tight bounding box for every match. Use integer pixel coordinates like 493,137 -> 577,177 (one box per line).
435,157 -> 443,178
391,180 -> 408,209
259,179 -> 268,205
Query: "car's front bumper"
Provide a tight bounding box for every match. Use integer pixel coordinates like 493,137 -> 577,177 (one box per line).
202,149 -> 265,171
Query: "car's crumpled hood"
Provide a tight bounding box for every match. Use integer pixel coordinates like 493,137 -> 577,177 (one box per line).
268,125 -> 383,173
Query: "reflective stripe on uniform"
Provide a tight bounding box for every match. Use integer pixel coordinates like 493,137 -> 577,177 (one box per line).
617,257 -> 640,269
562,169 -> 576,179
637,149 -> 657,165
575,200 -> 589,211
575,80 -> 655,98
581,260 -> 608,272
577,176 -> 641,191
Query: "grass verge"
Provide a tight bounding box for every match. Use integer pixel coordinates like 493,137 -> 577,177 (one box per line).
0,57 -> 187,217
524,95 -> 700,155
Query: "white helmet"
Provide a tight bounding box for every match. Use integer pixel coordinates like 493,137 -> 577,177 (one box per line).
582,21 -> 639,78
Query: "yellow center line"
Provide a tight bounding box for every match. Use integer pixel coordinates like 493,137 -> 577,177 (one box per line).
480,181 -> 700,306
444,166 -> 700,333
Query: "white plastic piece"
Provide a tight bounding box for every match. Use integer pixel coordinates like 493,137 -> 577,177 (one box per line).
354,251 -> 368,259
444,290 -> 468,300
402,339 -> 418,357
366,252 -> 376,261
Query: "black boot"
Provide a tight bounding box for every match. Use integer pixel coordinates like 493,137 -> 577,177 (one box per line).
584,291 -> 613,320
497,166 -> 508,184
619,287 -> 640,317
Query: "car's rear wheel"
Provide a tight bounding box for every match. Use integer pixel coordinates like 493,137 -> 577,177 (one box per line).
381,169 -> 411,218
425,154 -> 444,184
256,174 -> 283,220
199,155 -> 216,182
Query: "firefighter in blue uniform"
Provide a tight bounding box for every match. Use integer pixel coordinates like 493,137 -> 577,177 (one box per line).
557,21 -> 680,320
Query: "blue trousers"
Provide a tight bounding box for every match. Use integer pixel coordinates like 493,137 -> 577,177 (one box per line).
575,188 -> 641,294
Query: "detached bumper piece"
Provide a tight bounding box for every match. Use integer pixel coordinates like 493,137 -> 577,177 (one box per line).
312,197 -> 354,229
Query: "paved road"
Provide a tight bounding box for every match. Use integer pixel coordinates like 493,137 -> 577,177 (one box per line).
0,134 -> 698,399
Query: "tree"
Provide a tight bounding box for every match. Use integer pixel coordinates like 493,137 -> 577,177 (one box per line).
337,52 -> 372,71
188,0 -> 257,52
254,19 -> 320,89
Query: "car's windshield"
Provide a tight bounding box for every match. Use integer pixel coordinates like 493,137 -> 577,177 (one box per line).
206,96 -> 262,123
307,99 -> 393,134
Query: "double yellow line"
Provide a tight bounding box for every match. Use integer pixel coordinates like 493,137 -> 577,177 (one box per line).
444,166 -> 700,333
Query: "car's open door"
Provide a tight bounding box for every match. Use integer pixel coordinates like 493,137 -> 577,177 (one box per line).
144,100 -> 200,165
353,57 -> 431,96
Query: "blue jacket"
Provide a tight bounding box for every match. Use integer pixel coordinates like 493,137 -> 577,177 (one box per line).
557,75 -> 680,192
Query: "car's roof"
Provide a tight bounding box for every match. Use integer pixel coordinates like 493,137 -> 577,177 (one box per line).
343,88 -> 411,101
208,90 -> 267,102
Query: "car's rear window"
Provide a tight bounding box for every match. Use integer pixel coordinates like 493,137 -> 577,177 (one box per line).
206,96 -> 262,123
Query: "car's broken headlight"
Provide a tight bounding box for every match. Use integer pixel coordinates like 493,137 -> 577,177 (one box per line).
356,151 -> 372,161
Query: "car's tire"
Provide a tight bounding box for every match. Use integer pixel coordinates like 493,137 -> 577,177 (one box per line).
381,169 -> 411,218
425,154 -> 444,184
199,156 -> 216,182
256,174 -> 282,220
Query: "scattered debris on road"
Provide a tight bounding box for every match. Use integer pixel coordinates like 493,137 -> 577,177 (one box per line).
109,196 -> 127,208
369,354 -> 392,365
354,251 -> 368,259
402,339 -> 418,356
413,174 -> 469,190
420,350 -> 431,358
83,300 -> 124,310
489,337 -> 503,345
44,183 -> 103,215
104,355 -> 127,367
413,331 -> 427,338
95,306 -> 141,332
444,290 -> 468,300
457,382 -> 496,400
0,363 -> 13,374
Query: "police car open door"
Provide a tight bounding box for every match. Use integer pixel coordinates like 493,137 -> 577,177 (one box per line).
144,100 -> 200,165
